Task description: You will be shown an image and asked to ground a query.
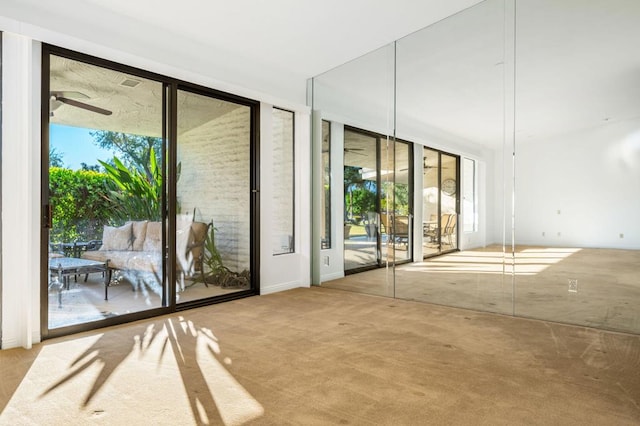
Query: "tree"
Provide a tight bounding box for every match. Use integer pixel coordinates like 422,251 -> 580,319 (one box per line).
81,162 -> 102,172
344,166 -> 378,223
99,148 -> 164,221
91,131 -> 162,181
50,147 -> 65,168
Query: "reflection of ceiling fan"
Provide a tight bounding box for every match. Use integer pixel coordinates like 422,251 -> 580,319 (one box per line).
322,147 -> 367,156
400,157 -> 450,172
50,91 -> 112,116
344,147 -> 366,156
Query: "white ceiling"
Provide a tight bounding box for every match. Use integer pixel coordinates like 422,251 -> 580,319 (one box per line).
5,0 -> 639,152
0,0 -> 484,104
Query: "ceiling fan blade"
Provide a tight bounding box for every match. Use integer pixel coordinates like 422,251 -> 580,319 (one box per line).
51,91 -> 89,100
56,96 -> 112,116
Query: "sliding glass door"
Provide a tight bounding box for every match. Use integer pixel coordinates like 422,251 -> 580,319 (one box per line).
175,87 -> 254,303
344,128 -> 379,271
344,127 -> 413,273
44,51 -> 167,332
42,46 -> 258,338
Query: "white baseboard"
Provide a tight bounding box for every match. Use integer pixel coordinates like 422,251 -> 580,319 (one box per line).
260,280 -> 307,295
1,337 -> 18,350
1,332 -> 41,350
320,271 -> 344,282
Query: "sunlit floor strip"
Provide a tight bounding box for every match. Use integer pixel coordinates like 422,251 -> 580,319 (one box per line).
1,318 -> 263,425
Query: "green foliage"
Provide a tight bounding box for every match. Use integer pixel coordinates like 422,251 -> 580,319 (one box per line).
50,147 -> 65,167
91,131 -> 162,181
196,224 -> 250,288
348,188 -> 376,218
99,148 -> 163,221
381,183 -> 409,215
49,167 -> 113,243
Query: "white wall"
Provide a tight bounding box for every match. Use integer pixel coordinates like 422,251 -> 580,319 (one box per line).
1,34 -> 41,349
514,120 -> 640,249
260,104 -> 311,295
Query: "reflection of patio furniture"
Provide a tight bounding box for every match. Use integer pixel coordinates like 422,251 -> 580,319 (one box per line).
442,213 -> 457,247
380,213 -> 410,247
53,240 -> 103,258
424,214 -> 457,247
48,257 -> 110,308
81,219 -> 209,290
424,214 -> 448,244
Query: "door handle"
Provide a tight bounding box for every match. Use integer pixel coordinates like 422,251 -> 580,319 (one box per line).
44,204 -> 53,228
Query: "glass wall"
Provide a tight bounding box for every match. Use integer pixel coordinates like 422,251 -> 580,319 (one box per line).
512,0 -> 640,333
175,88 -> 252,304
312,0 -> 640,334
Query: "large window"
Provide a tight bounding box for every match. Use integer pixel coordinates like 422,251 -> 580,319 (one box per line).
272,108 -> 295,255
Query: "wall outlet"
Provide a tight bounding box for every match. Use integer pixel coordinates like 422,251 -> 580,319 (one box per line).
323,256 -> 330,266
620,233 -> 624,239
557,209 -> 561,215
542,231 -> 545,237
568,279 -> 578,293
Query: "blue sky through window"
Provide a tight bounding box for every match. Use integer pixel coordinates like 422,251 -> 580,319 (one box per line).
50,124 -> 116,170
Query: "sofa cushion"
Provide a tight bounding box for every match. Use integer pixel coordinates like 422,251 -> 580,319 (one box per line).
127,220 -> 148,251
100,223 -> 133,251
143,222 -> 162,252
126,251 -> 162,273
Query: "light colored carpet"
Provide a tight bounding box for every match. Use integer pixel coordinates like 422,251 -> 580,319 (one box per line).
327,245 -> 640,334
1,287 -> 639,425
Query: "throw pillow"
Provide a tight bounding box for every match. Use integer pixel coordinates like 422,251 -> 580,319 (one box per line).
143,222 -> 162,252
100,223 -> 133,251
127,220 -> 149,251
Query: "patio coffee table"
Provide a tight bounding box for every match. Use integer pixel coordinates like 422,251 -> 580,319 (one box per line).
48,257 -> 111,308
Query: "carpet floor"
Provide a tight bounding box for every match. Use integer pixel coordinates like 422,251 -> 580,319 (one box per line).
1,287 -> 639,425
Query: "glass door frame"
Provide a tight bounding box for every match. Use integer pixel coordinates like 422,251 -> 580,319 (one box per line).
421,146 -> 460,259
343,126 -> 382,273
343,126 -> 414,274
40,45 -> 260,339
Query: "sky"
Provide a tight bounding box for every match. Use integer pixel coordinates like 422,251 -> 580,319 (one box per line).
49,124 -> 116,170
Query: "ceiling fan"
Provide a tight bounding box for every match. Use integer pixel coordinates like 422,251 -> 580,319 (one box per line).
50,91 -> 112,116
